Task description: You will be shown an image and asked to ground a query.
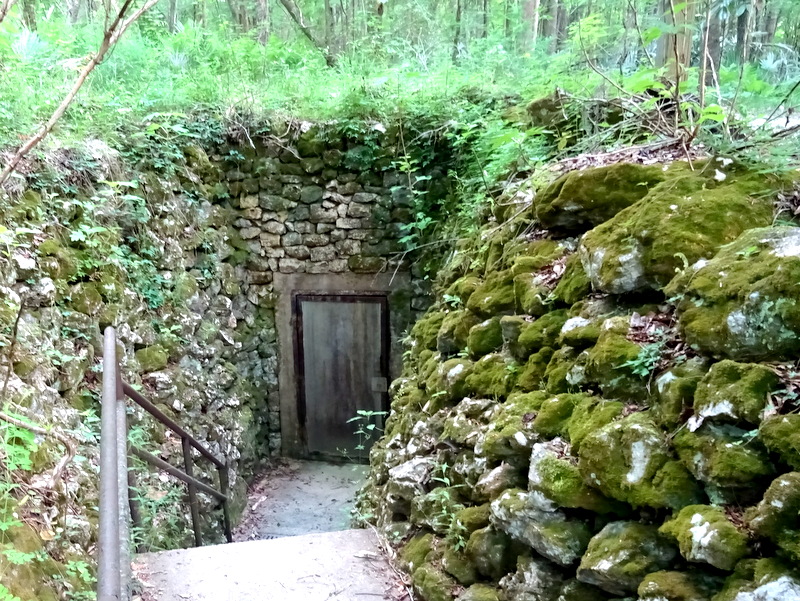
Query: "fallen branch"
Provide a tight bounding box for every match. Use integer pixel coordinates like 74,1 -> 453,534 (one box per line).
0,0 -> 163,186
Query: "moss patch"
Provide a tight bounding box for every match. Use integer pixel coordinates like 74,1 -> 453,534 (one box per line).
693,360 -> 779,425
468,318 -> 504,359
746,472 -> 800,562
759,414 -> 800,470
515,309 -> 569,361
464,353 -> 517,399
660,505 -> 749,570
466,271 -> 516,318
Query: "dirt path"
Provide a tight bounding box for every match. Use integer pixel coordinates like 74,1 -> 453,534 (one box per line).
234,459 -> 369,540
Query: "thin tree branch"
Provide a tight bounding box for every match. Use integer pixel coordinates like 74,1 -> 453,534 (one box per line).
0,0 -> 163,187
0,0 -> 17,24
277,0 -> 336,67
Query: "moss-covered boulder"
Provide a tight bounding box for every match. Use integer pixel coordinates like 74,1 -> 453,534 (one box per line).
413,309 -> 448,353
426,358 -> 473,409
552,253 -> 592,305
465,526 -> 521,581
558,316 -> 602,349
457,584 -> 502,601
580,169 -> 776,294
411,487 -> 466,534
759,414 -> 800,470
513,273 -> 552,316
536,163 -> 668,232
468,318 -> 504,359
673,423 -> 774,492
566,396 -> 623,452
476,391 -> 548,462
70,282 -> 104,315
544,346 -> 589,394
443,546 -> 479,586
438,310 -> 482,355
556,579 -> 612,601
692,360 -> 778,426
466,271 -> 516,318
638,570 -> 723,601
660,505 -> 749,570
515,310 -> 569,361
135,344 -> 169,372
516,346 -> 555,392
585,330 -> 650,401
465,353 -> 517,399
413,563 -> 458,601
653,358 -> 708,428
579,413 -> 703,509
668,227 -> 800,361
528,438 -> 623,514
712,558 -> 800,601
746,472 -> 800,562
499,555 -> 564,601
400,532 -> 439,573
490,488 -> 593,566
532,393 -> 588,438
577,521 -> 678,595
444,276 -> 483,307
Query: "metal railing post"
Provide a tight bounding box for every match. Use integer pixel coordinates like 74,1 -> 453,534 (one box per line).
218,466 -> 233,543
98,327 -> 121,601
115,367 -> 132,601
182,436 -> 203,547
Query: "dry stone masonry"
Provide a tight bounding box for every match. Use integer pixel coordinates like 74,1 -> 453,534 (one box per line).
360,159 -> 800,601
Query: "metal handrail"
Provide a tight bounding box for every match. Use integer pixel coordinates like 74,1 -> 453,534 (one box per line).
97,327 -> 233,601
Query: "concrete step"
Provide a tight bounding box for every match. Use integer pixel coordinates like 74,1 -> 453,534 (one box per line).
133,529 -> 395,601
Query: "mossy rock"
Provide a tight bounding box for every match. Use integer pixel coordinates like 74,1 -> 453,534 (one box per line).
515,346 -> 555,392
0,516 -> 61,601
465,271 -> 516,318
580,168 -> 777,294
746,472 -> 800,562
567,395 -> 623,452
513,272 -> 553,316
660,505 -> 749,570
477,391 -> 549,462
442,546 -> 479,586
653,358 -> 709,428
499,554 -> 565,601
537,163 -> 670,232
457,584 -> 502,601
638,570 -> 723,601
426,359 -> 473,410
413,563 -> 458,601
692,360 -> 778,426
711,558 -> 800,601
533,392 -> 589,438
552,253 -> 592,305
70,282 -> 104,315
579,412 -> 703,509
172,272 -> 199,303
499,315 -> 526,348
558,316 -> 602,349
544,346 -> 589,394
390,377 -> 426,412
577,521 -> 678,596
465,353 -> 518,400
468,318 -> 504,359
585,330 -> 650,401
451,504 -> 491,538
400,532 -> 439,573
411,487 -> 466,534
759,414 -> 800,470
490,488 -> 593,566
507,239 -> 565,275
556,579 -> 612,601
135,344 -> 169,372
413,310 -> 448,353
529,439 -> 624,514
445,276 -> 483,307
514,310 -> 569,361
673,423 -> 774,491
465,526 -> 522,581
668,227 -> 800,361
439,310 -> 482,355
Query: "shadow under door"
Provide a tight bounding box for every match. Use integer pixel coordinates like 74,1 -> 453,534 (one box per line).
294,294 -> 390,460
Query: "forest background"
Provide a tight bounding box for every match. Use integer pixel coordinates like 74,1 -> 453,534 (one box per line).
0,0 -> 798,168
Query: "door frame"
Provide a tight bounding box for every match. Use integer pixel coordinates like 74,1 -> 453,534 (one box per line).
293,292 -> 391,457
272,272 -> 413,458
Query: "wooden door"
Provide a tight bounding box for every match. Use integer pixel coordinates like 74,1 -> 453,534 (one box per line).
295,294 -> 389,459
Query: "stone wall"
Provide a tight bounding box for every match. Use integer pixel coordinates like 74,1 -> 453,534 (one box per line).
361,160 -> 800,601
0,123 -> 443,600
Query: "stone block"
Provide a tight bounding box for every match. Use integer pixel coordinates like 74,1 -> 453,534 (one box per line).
259,194 -> 293,212
285,246 -> 311,260
259,233 -> 281,247
299,185 -> 324,204
239,227 -> 260,240
336,218 -> 361,229
303,234 -> 330,247
347,203 -> 372,218
282,232 -> 303,247
310,246 -> 337,262
239,195 -> 259,209
264,221 -> 287,235
309,206 -> 337,223
352,192 -> 378,203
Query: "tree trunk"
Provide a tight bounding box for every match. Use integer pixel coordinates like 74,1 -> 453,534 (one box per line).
481,0 -> 488,38
167,0 -> 177,32
763,2 -> 779,46
735,1 -> 751,64
256,0 -> 270,44
21,0 -> 36,29
523,0 -> 540,49
657,0 -> 697,84
452,0 -> 462,62
703,1 -> 722,86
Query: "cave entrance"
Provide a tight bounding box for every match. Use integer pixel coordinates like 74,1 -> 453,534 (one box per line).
294,293 -> 390,460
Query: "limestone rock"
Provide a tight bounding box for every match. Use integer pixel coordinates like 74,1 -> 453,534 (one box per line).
638,570 -> 723,601
668,227 -> 800,361
499,555 -> 564,601
692,361 -> 778,427
759,414 -> 800,470
465,526 -> 521,581
577,521 -> 677,595
660,505 -> 749,570
747,472 -> 800,562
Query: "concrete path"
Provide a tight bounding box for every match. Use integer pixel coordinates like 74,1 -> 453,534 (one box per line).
134,529 -> 396,601
234,459 -> 368,540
